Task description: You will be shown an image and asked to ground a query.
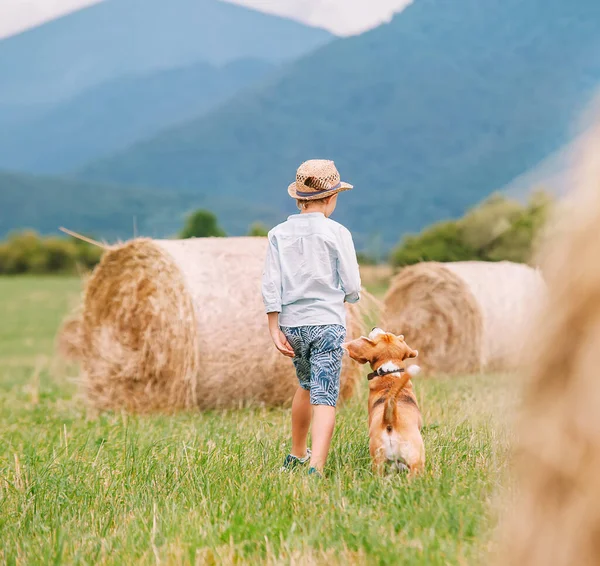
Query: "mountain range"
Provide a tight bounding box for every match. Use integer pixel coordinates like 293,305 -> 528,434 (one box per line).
0,59 -> 273,173
76,0 -> 600,247
0,170 -> 281,240
0,0 -> 331,106
1,0 -> 599,249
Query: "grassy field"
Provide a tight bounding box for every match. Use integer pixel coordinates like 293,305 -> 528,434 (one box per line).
0,276 -> 516,565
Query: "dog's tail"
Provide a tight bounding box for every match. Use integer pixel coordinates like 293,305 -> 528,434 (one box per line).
383,373 -> 412,425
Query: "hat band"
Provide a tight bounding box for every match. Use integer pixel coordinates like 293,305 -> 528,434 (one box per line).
295,182 -> 342,198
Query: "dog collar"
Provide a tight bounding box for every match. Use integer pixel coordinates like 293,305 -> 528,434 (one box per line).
367,367 -> 405,381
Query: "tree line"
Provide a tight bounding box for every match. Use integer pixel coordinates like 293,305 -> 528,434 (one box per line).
175,194 -> 554,267
390,191 -> 552,267
0,231 -> 103,275
0,192 -> 551,274
0,214 -> 268,275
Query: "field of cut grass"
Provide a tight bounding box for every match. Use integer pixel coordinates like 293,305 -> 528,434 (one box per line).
0,276 -> 516,565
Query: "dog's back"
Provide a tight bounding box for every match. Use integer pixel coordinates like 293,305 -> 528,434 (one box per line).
345,329 -> 425,474
368,376 -> 424,474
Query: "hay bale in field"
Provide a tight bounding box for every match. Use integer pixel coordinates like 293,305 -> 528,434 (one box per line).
56,312 -> 84,361
79,237 -> 371,413
497,124 -> 600,566
382,260 -> 545,374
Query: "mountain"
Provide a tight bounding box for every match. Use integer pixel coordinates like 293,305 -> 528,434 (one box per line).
0,171 -> 281,240
0,103 -> 52,129
502,143 -> 575,200
501,129 -> 600,200
78,0 -> 600,248
0,59 -> 273,174
0,0 -> 331,106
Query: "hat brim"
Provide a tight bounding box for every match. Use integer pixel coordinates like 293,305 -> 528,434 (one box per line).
288,181 -> 353,201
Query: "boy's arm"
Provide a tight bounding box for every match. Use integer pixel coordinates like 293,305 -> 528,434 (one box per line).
262,233 -> 283,314
262,234 -> 294,357
338,227 -> 362,303
267,312 -> 294,358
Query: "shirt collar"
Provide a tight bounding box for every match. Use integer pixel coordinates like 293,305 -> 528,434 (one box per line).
287,212 -> 325,221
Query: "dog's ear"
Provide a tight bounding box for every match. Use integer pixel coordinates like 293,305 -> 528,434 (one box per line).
343,337 -> 375,364
396,334 -> 405,341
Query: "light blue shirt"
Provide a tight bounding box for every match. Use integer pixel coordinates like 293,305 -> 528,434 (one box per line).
262,212 -> 361,327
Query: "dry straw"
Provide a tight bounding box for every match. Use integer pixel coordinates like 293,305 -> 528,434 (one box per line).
382,260 -> 545,374
496,123 -> 600,566
56,312 -> 84,362
75,237 -> 372,413
55,272 -> 91,363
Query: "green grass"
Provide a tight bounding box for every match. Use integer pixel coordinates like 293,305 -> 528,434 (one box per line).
0,276 -> 515,565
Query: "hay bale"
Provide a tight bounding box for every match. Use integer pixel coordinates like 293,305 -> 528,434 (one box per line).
79,237 -> 369,413
497,124 -> 600,566
383,260 -> 545,374
56,313 -> 84,361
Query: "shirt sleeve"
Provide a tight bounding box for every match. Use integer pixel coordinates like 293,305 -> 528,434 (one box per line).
262,233 -> 283,313
337,227 -> 362,304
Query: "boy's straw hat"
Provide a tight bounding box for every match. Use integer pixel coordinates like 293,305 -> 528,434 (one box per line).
288,159 -> 353,201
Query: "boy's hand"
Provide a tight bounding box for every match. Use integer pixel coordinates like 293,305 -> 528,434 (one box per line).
271,330 -> 295,358
267,311 -> 294,357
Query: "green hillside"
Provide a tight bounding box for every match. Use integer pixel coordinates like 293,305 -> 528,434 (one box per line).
0,59 -> 273,174
0,171 -> 281,241
79,0 -> 600,247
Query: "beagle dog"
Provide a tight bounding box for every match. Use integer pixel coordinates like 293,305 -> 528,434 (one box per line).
345,328 -> 424,475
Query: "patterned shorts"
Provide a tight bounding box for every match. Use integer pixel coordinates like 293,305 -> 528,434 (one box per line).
280,324 -> 346,407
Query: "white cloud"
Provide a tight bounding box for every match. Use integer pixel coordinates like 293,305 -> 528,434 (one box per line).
0,0 -> 102,39
0,0 -> 412,40
224,0 -> 413,35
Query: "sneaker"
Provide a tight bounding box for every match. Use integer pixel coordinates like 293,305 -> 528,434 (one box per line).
280,448 -> 311,472
307,467 -> 323,478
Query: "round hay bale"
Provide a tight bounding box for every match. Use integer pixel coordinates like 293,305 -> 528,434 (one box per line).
496,124 -> 600,566
80,237 -> 367,413
382,261 -> 545,374
56,313 -> 84,361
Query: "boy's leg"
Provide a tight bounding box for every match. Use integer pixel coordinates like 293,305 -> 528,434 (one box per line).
281,326 -> 312,461
291,387 -> 311,457
310,405 -> 336,471
307,325 -> 346,473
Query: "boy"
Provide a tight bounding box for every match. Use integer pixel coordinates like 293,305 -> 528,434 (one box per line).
261,159 -> 361,477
